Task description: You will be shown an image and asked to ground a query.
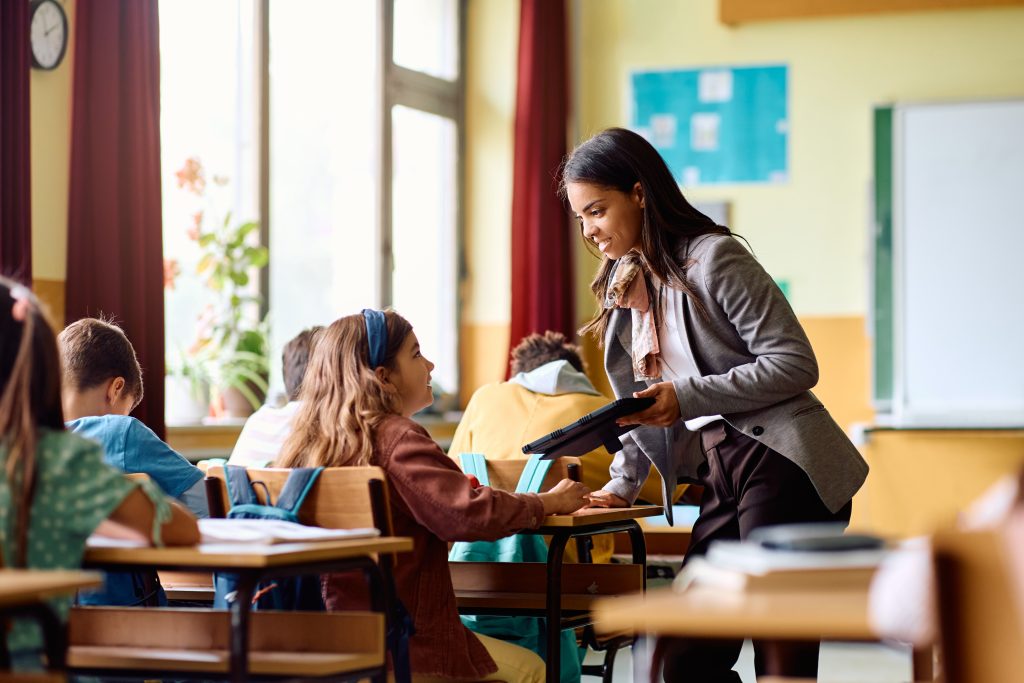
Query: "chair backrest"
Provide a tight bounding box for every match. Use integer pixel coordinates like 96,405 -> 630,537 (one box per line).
205,465 -> 393,534
933,529 -> 1024,683
456,455 -> 581,492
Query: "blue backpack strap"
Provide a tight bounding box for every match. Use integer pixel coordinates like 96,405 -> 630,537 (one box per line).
458,453 -> 490,487
515,454 -> 552,494
225,465 -> 258,507
275,467 -> 324,514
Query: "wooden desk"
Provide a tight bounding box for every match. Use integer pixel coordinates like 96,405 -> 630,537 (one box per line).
0,569 -> 102,671
83,537 -> 411,570
458,506 -> 660,683
79,537 -> 412,683
592,574 -> 932,680
592,581 -> 875,641
0,570 -> 101,609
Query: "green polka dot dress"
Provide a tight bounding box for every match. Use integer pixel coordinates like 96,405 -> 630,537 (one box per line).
1,428 -> 170,666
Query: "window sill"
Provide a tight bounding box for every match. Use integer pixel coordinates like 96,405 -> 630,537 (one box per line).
166,412 -> 465,461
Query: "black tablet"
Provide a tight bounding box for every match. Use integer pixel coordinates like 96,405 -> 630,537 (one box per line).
520,396 -> 655,459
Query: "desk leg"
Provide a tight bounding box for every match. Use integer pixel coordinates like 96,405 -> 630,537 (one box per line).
8,603 -> 66,670
546,531 -> 570,683
228,575 -> 256,683
913,644 -> 935,681
624,521 -> 647,592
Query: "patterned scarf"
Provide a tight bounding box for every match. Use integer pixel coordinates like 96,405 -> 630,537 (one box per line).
605,255 -> 660,381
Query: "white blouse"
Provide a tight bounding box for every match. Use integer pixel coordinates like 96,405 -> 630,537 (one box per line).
658,286 -> 723,432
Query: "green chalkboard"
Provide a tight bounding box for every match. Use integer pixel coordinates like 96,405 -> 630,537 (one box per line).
872,106 -> 893,408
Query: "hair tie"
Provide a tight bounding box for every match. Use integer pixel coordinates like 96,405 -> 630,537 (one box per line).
362,309 -> 388,369
10,285 -> 32,322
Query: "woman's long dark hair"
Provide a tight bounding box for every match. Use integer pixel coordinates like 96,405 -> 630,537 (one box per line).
0,277 -> 64,567
559,127 -> 731,342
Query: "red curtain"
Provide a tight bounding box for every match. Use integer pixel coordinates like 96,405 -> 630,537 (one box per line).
0,0 -> 32,281
508,0 -> 572,373
66,0 -> 166,438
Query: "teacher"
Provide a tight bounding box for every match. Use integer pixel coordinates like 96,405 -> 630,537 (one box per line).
560,128 -> 868,681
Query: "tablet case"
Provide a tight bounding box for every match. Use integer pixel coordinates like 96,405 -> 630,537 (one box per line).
520,396 -> 655,459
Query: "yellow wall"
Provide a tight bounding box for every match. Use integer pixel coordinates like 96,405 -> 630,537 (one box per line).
574,0 -> 1024,317
30,0 -> 75,320
462,0 -> 519,397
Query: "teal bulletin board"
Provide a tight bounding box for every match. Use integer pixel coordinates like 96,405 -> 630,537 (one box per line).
631,65 -> 788,185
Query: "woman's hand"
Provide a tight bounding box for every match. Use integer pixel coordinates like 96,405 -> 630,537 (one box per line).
539,479 -> 591,515
586,489 -> 630,508
616,381 -> 682,427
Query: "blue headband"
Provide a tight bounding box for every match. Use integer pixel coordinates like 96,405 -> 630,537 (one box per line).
362,309 -> 388,369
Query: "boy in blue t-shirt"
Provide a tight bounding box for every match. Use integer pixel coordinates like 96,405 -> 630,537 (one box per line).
59,317 -> 207,605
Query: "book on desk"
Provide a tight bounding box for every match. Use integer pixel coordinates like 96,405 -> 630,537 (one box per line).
675,528 -> 887,593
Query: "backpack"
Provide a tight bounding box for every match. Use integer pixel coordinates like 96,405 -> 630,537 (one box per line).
449,454 -> 584,683
213,465 -> 326,611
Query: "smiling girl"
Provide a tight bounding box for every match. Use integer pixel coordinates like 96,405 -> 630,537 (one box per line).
276,309 -> 589,682
561,129 -> 868,680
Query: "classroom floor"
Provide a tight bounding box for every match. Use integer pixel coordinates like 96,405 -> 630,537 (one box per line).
587,639 -> 914,682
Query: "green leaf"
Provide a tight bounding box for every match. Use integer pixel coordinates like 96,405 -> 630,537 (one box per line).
197,253 -> 215,274
236,221 -> 259,238
230,271 -> 249,286
244,246 -> 269,268
198,232 -> 216,248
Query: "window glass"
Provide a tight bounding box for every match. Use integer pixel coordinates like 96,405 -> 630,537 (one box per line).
268,0 -> 380,396
391,105 -> 458,398
393,0 -> 458,81
160,0 -> 258,423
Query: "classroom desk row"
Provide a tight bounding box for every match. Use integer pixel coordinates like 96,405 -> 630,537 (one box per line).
2,505 -> 663,683
76,536 -> 413,682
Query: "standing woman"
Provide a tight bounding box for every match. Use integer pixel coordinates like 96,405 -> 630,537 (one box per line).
560,128 -> 868,681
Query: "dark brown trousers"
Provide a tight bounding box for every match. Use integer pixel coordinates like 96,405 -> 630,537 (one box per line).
658,421 -> 852,682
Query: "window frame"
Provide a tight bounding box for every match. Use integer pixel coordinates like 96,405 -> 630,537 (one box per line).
249,0 -> 467,399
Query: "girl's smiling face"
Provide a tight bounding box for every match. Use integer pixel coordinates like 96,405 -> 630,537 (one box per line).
383,330 -> 435,417
566,181 -> 644,260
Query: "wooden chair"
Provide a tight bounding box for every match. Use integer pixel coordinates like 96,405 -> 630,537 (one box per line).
68,466 -> 404,681
450,456 -> 645,682
932,528 -> 1024,683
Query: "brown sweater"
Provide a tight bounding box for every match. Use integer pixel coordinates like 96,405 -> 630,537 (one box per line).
322,414 -> 545,679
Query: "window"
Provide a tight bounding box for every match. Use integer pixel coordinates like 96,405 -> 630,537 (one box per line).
161,1 -> 464,423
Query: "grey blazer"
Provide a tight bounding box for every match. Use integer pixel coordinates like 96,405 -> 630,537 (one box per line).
602,233 -> 868,522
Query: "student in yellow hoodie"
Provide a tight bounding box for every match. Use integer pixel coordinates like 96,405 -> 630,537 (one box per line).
450,331 -> 685,562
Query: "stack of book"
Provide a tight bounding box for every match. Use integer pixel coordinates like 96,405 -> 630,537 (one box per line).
674,525 -> 887,592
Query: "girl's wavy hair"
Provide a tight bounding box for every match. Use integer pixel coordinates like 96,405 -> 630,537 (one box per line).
558,127 -> 733,343
276,311 -> 412,469
0,277 -> 64,567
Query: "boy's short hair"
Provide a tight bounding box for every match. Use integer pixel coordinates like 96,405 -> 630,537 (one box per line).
510,331 -> 586,376
58,317 -> 144,408
282,326 -> 323,401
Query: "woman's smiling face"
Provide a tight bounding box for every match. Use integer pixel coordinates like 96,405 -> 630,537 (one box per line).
566,181 -> 644,260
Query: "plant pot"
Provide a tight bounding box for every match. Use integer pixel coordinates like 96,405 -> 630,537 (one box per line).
165,375 -> 209,425
220,382 -> 267,419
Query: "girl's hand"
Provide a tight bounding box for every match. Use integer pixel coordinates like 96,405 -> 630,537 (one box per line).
586,489 -> 630,508
616,381 -> 682,427
539,479 -> 591,515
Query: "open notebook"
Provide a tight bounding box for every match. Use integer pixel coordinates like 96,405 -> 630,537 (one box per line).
197,518 -> 380,545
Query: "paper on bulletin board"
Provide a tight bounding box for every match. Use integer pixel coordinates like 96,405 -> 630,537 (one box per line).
631,64 -> 788,185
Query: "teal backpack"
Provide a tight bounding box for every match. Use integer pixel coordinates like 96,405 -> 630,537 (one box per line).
449,454 -> 584,683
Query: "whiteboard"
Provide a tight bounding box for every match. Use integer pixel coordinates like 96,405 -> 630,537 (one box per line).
890,100 -> 1024,427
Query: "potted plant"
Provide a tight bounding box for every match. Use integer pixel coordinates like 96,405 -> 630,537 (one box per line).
172,157 -> 271,418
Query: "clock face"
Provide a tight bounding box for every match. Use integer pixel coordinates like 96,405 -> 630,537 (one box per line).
30,0 -> 68,71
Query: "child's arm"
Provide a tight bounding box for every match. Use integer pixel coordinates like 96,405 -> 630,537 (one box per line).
99,488 -> 200,546
385,424 -> 588,542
